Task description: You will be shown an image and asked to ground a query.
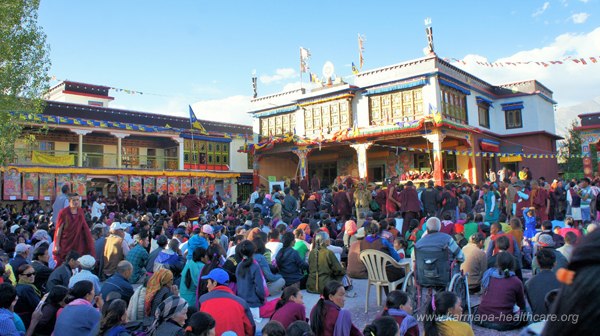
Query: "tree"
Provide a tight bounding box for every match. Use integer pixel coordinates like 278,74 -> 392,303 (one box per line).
558,119 -> 583,180
0,0 -> 50,165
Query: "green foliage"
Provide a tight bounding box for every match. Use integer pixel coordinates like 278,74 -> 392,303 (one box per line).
0,0 -> 50,165
558,119 -> 583,177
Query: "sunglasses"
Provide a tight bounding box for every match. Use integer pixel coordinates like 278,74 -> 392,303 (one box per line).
22,272 -> 35,277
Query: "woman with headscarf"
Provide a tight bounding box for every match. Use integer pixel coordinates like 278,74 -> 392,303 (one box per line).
343,220 -> 358,248
296,223 -> 312,244
145,268 -> 179,318
149,296 -> 188,336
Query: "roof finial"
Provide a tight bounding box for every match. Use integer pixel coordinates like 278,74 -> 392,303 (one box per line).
423,18 -> 435,56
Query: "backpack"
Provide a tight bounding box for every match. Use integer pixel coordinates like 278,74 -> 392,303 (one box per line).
415,247 -> 450,287
126,285 -> 146,322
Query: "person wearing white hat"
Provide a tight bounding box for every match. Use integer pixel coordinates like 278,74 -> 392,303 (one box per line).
69,255 -> 101,294
103,222 -> 131,278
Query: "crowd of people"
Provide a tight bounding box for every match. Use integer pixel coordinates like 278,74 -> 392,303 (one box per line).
0,170 -> 598,336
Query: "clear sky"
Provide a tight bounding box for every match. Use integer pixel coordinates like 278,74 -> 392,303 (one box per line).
38,0 -> 600,131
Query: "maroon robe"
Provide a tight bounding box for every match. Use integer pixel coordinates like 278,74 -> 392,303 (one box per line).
53,207 -> 95,266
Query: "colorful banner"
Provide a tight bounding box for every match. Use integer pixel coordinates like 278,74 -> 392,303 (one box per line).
181,177 -> 192,194
130,176 -> 142,195
72,174 -> 87,196
31,151 -> 75,166
156,177 -> 167,193
168,177 -> 180,195
144,177 -> 156,195
191,177 -> 200,191
22,172 -> 39,200
39,173 -> 55,201
118,175 -> 129,194
56,174 -> 71,197
4,169 -> 21,200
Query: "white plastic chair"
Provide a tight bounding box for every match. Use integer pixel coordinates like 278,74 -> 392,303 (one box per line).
360,249 -> 410,312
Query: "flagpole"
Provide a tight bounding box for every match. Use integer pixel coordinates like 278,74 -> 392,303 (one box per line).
300,47 -> 303,90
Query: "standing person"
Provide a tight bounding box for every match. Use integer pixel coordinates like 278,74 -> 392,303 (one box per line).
53,280 -> 103,336
310,174 -> 320,193
181,188 -> 203,221
423,291 -> 473,336
91,195 -> 106,221
53,193 -> 95,266
420,180 -> 439,218
309,281 -> 362,336
353,182 -> 371,220
146,191 -> 158,215
198,268 -> 255,336
158,190 -> 171,213
578,177 -> 593,222
386,177 -> 401,217
333,186 -> 353,221
52,184 -> 70,225
482,184 -> 499,223
399,181 -> 421,236
530,181 -> 550,222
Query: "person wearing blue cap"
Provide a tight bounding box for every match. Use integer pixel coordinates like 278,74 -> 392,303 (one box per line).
198,268 -> 255,336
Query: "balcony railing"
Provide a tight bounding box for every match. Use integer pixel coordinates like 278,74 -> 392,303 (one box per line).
13,149 -> 179,170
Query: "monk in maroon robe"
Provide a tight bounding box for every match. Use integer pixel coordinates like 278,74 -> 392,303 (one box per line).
53,193 -> 95,266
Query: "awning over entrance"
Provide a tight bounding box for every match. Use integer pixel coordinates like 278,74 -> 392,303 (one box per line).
479,139 -> 500,152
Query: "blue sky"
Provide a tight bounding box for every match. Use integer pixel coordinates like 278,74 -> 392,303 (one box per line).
38,0 -> 600,130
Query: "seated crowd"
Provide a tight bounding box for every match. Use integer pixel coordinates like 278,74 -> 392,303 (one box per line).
0,173 -> 598,336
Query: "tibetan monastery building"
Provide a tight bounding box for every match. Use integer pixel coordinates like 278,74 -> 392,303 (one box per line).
6,81 -> 253,203
246,55 -> 561,187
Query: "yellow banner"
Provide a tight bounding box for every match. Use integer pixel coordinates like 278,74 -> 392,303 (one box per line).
499,155 -> 523,163
31,151 -> 75,166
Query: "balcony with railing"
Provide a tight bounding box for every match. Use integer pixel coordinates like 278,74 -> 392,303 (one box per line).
13,149 -> 179,170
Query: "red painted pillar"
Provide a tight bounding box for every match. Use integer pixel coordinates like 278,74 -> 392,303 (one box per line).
253,154 -> 262,189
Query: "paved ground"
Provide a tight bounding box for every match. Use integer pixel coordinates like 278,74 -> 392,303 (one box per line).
256,277 -> 524,336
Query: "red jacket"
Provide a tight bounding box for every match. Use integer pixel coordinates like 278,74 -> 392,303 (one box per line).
198,285 -> 255,336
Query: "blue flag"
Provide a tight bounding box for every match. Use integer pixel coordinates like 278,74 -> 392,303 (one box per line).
189,105 -> 207,133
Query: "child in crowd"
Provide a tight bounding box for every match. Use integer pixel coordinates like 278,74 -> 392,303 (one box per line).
393,237 -> 407,259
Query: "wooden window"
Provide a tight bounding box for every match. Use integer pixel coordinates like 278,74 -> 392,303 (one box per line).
440,86 -> 467,123
369,88 -> 424,125
478,103 -> 490,128
505,109 -> 522,129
